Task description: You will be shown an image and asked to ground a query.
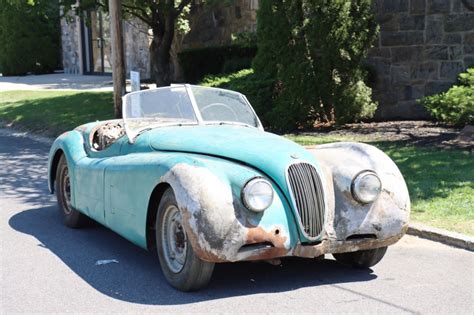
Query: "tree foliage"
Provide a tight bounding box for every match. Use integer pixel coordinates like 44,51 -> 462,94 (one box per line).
253,0 -> 378,130
0,0 -> 60,76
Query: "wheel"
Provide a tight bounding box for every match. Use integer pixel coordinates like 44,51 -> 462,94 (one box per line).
156,188 -> 215,291
333,246 -> 388,268
55,155 -> 88,228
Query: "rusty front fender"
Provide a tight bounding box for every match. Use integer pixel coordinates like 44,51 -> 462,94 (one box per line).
307,142 -> 411,244
160,162 -> 300,262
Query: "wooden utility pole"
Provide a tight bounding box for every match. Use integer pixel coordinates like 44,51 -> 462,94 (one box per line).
109,0 -> 126,118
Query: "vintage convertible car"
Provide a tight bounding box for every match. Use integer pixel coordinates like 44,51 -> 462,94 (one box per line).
47,85 -> 410,291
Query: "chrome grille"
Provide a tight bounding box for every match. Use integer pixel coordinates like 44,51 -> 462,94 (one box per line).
287,162 -> 325,239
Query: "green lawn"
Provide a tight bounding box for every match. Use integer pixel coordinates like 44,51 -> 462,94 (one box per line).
0,90 -> 472,235
0,90 -> 113,136
288,135 -> 474,236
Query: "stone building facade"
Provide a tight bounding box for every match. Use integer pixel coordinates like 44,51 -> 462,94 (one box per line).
60,15 -> 82,74
181,0 -> 258,49
60,0 -> 258,80
60,11 -> 152,78
367,0 -> 474,119
60,0 -> 474,119
122,19 -> 151,78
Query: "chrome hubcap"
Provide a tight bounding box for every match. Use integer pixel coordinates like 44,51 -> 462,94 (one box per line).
161,205 -> 187,273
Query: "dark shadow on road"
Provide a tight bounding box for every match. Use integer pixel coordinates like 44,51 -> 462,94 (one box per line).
9,205 -> 378,306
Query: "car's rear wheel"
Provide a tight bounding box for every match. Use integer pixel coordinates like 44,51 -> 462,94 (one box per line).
156,188 -> 215,291
56,155 -> 88,228
333,246 -> 388,268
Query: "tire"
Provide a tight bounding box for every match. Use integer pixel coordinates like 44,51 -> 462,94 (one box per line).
333,246 -> 388,268
55,155 -> 88,228
156,188 -> 215,291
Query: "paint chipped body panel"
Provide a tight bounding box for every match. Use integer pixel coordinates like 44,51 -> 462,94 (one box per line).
47,86 -> 410,264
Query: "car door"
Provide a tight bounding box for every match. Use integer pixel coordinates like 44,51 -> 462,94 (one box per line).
73,135 -> 124,226
101,140 -> 158,248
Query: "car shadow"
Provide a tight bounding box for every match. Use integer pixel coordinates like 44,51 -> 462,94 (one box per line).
9,205 -> 378,305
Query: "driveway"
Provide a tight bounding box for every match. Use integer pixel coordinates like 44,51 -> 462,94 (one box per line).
0,73 -> 114,91
0,130 -> 473,314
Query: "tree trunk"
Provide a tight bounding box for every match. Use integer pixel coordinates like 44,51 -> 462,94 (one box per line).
150,15 -> 175,87
109,0 -> 126,118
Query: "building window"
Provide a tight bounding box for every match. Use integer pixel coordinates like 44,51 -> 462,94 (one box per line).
235,6 -> 241,19
249,0 -> 259,10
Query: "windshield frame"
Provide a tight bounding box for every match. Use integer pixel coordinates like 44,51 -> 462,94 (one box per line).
122,84 -> 263,143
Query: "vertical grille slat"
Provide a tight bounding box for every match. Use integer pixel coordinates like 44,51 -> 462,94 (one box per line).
287,163 -> 326,239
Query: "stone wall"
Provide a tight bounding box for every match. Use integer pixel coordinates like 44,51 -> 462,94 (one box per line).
123,19 -> 151,79
368,0 -> 474,119
182,0 -> 258,49
60,14 -> 81,74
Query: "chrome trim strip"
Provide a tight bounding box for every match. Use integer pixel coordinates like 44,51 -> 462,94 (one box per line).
184,84 -> 204,123
241,94 -> 264,131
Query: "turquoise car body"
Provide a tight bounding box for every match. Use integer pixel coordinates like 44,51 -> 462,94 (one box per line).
47,88 -> 410,263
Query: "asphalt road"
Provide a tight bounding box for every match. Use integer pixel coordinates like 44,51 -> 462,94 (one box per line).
1,130 -> 473,314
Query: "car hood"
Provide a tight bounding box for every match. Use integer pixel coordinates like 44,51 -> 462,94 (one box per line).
146,125 -> 322,190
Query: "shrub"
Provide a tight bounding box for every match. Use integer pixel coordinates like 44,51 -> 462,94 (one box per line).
419,68 -> 474,125
230,31 -> 257,47
0,0 -> 60,76
201,69 -> 275,126
222,57 -> 254,74
253,0 -> 378,130
178,45 -> 257,83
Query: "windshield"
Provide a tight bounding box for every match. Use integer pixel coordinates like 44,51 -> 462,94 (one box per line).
190,86 -> 260,127
123,85 -> 261,142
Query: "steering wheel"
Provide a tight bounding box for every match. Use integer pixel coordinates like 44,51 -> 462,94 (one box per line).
200,103 -> 239,121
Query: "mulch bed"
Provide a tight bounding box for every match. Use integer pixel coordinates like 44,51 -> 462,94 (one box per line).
301,121 -> 473,152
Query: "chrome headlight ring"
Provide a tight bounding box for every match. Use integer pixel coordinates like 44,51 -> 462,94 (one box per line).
241,177 -> 274,212
351,170 -> 382,204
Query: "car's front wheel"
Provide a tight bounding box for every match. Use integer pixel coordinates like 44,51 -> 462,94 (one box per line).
333,246 -> 388,268
156,188 -> 215,291
55,155 -> 88,228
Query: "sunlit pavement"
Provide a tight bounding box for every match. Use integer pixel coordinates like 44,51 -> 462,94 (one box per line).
0,73 -> 114,91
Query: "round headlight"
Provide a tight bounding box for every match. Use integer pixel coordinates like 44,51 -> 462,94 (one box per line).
351,171 -> 382,204
242,178 -> 274,212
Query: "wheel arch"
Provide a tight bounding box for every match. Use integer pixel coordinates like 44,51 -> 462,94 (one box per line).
146,182 -> 171,251
49,149 -> 65,193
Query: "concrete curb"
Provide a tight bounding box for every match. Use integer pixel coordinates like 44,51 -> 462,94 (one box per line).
1,126 -> 473,251
407,223 -> 474,251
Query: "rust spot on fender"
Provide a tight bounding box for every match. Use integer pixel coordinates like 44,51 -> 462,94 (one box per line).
246,226 -> 287,248
241,226 -> 290,261
293,233 -> 405,258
